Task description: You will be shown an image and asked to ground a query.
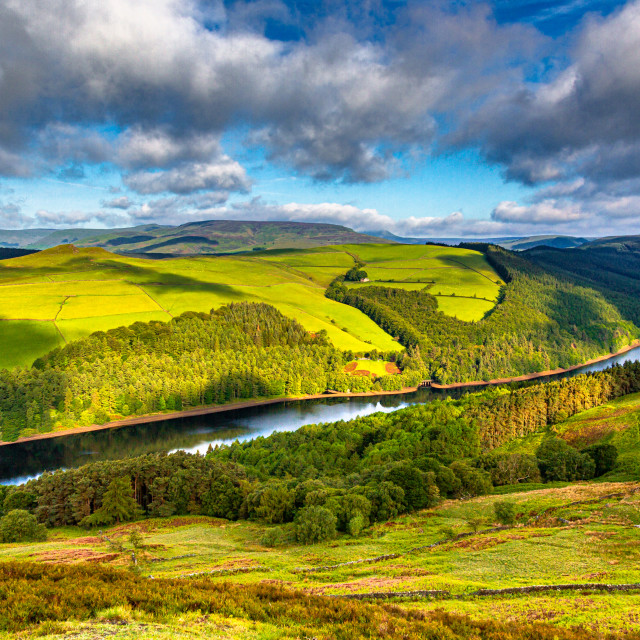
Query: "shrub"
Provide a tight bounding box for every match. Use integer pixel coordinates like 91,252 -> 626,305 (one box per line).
248,482 -> 295,524
478,453 -> 541,486
0,510 -> 47,543
295,506 -> 337,544
536,438 -> 595,482
449,461 -> 493,498
382,462 -> 440,510
3,490 -> 37,515
582,444 -> 618,477
260,527 -> 284,547
465,515 -> 486,532
347,514 -> 365,537
494,500 -> 517,525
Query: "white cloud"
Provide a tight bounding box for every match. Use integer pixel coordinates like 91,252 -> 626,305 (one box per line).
492,199 -> 587,224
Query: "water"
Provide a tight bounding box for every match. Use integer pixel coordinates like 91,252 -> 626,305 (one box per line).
2,345 -> 639,485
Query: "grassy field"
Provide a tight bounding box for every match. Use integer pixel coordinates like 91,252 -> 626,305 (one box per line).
0,243 -> 502,369
4,481 -> 640,636
337,243 -> 503,321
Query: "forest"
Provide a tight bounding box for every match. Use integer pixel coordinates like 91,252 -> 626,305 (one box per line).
0,302 -> 426,442
4,360 -> 638,542
327,244 -> 639,383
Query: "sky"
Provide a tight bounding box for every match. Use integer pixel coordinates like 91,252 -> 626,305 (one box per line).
0,0 -> 639,238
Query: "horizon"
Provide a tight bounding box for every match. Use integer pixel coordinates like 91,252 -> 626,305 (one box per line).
1,0 -> 639,238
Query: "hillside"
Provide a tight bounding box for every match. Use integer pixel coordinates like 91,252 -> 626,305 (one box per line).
328,244 -> 640,382
0,243 -> 503,369
526,235 -> 640,324
0,220 -> 390,255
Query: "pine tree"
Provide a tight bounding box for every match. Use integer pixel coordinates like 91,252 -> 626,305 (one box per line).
80,477 -> 141,527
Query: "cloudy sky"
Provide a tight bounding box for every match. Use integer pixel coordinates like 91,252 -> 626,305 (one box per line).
0,0 -> 638,237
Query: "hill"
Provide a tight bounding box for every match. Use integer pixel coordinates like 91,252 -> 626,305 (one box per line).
498,235 -> 589,250
0,243 -> 504,369
526,235 -> 640,324
364,230 -> 591,250
1,220 -> 390,255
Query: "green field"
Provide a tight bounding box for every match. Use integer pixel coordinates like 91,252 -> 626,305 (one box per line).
339,243 -> 503,320
0,243 -> 503,369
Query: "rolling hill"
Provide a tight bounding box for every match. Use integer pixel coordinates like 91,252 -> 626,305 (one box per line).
0,242 -> 503,369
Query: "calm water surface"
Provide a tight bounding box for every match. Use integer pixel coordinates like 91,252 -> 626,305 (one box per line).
2,345 -> 640,485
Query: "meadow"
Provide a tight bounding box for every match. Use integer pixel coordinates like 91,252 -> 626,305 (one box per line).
0,243 -> 502,369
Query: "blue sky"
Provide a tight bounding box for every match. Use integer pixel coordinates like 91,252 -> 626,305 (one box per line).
0,0 -> 639,237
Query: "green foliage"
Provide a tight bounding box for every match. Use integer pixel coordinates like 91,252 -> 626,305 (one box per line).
259,527 -> 284,547
295,505 -> 337,544
80,477 -> 142,527
583,444 -> 619,477
449,461 -> 493,498
465,514 -> 486,532
493,500 -> 517,525
345,267 -> 368,282
2,490 -> 36,515
128,530 -> 143,549
0,510 -> 47,543
249,482 -> 295,524
477,453 -> 541,486
0,562 -> 615,639
536,438 -> 596,482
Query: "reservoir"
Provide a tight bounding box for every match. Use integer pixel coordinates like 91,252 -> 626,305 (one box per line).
2,344 -> 640,485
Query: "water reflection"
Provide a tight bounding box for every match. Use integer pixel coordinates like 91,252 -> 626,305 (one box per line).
1,345 -> 639,485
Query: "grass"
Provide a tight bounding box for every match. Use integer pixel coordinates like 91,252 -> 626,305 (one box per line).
0,320 -> 65,368
336,243 -> 503,322
0,242 -> 504,368
4,481 -> 640,635
435,296 -> 495,322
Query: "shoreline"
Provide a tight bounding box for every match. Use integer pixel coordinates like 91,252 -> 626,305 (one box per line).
2,339 -> 639,447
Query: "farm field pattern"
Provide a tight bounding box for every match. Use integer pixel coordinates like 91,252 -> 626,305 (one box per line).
0,243 -> 503,369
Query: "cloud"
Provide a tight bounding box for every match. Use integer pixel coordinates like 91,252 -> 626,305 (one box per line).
124,158 -> 251,195
492,199 -> 586,224
0,0 -> 539,183
101,196 -> 134,210
459,1 -> 640,191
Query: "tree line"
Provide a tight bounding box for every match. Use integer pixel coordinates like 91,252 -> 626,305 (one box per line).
326,245 -> 639,383
0,302 -> 425,442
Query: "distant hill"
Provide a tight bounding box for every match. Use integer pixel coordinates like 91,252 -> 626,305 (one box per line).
498,235 -> 590,250
526,234 -> 640,326
364,230 -> 591,250
0,220 -> 389,255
